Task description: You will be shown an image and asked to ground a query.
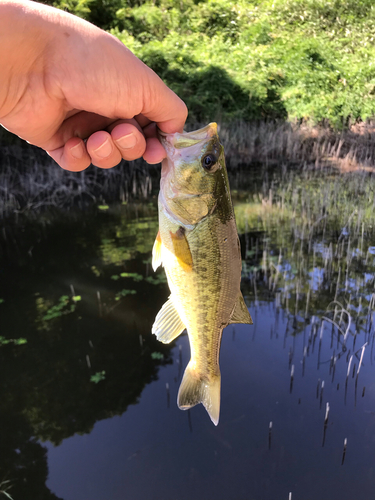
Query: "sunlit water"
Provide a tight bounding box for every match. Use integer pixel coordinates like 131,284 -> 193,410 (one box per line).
1,166 -> 375,500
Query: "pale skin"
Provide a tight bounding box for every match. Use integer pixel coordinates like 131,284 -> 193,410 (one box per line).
0,0 -> 188,171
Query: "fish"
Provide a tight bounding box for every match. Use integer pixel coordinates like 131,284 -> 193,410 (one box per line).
151,123 -> 252,425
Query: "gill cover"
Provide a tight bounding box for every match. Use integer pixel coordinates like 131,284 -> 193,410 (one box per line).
158,123 -> 224,226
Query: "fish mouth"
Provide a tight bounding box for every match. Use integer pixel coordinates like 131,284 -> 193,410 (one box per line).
158,123 -> 219,151
158,122 -> 217,139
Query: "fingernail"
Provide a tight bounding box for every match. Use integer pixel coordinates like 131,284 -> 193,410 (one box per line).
116,133 -> 137,149
70,142 -> 84,159
94,138 -> 113,158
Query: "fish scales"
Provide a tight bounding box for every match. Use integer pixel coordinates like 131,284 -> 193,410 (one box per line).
152,123 -> 253,425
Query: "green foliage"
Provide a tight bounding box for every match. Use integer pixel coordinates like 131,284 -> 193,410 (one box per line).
44,0 -> 375,128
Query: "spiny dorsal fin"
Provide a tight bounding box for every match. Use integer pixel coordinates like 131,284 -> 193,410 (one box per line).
152,231 -> 162,271
152,297 -> 186,344
229,293 -> 253,325
178,362 -> 221,426
170,227 -> 193,272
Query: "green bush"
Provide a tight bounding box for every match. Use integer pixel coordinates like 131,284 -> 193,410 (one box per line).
43,0 -> 375,128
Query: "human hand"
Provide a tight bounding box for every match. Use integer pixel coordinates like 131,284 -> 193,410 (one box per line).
0,0 -> 187,171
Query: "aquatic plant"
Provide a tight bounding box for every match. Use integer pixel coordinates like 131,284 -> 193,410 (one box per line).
0,337 -> 27,346
90,371 -> 106,383
115,289 -> 137,301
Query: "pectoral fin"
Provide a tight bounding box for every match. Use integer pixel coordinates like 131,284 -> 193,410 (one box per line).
152,297 -> 186,344
229,293 -> 253,325
170,227 -> 193,272
152,231 -> 162,271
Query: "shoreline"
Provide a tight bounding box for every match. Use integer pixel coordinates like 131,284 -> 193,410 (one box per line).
1,120 -> 375,219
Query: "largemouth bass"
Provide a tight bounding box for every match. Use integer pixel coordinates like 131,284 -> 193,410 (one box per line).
152,123 -> 252,425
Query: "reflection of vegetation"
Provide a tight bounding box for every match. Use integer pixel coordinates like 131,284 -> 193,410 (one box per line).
0,203 -> 172,497
1,169 -> 375,495
236,167 -> 375,341
0,410 -> 63,500
0,480 -> 14,500
99,213 -> 159,266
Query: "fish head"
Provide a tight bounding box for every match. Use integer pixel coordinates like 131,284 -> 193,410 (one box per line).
158,123 -> 230,225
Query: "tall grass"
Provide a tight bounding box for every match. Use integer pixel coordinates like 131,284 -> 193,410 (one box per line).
0,140 -> 154,218
1,119 -> 375,218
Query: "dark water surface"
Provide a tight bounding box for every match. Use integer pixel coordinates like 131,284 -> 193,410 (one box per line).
1,167 -> 375,500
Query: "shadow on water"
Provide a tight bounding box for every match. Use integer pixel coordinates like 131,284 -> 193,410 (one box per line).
0,204 -> 173,499
1,165 -> 375,499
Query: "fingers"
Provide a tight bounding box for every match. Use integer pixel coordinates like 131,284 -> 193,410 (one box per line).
109,121 -> 147,161
142,122 -> 167,164
48,120 -> 150,171
47,137 -> 91,172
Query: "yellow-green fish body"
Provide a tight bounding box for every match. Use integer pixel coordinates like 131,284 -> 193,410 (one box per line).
152,123 -> 252,425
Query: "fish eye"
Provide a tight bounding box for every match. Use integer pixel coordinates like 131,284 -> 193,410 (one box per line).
202,154 -> 218,171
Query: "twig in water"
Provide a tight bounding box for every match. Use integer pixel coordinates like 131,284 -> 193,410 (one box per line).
320,380 -> 325,409
166,382 -> 170,408
322,402 -> 330,447
290,365 -> 294,393
341,438 -> 348,465
268,421 -> 272,450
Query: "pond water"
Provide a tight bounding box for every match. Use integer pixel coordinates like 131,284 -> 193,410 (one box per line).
1,165 -> 375,500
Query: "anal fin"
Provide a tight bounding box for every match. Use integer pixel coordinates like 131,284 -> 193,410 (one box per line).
152,297 -> 186,344
229,293 -> 253,325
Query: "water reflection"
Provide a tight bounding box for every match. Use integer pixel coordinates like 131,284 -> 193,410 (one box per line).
1,167 -> 375,499
0,204 -> 172,499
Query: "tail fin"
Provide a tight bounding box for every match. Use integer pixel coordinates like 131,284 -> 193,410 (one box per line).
177,362 -> 221,426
